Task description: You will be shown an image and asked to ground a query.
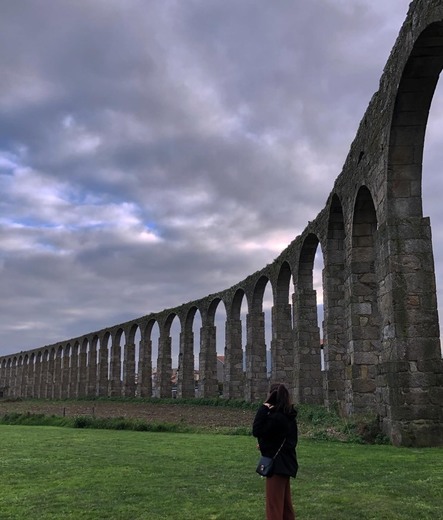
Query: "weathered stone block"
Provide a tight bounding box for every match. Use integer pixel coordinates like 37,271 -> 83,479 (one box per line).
390,420 -> 443,447
327,380 -> 345,392
353,378 -> 376,393
389,404 -> 441,422
406,340 -> 441,360
417,357 -> 443,373
400,388 -> 431,406
354,302 -> 373,315
429,387 -> 443,405
398,371 -> 437,388
352,352 -> 379,365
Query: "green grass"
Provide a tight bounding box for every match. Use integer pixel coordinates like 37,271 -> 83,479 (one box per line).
0,399 -> 390,442
0,425 -> 442,520
0,411 -> 195,433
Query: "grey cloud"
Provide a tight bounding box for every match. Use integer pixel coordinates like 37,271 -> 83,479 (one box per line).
1,0 -> 434,356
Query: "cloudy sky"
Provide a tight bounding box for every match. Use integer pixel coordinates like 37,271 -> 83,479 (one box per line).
2,0 -> 442,358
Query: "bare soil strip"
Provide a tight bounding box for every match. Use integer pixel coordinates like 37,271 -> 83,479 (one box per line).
0,400 -> 256,430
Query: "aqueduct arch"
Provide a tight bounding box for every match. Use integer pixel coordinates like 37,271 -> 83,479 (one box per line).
1,0 -> 443,446
345,185 -> 380,416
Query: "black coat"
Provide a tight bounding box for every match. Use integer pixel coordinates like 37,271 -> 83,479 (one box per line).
252,404 -> 298,478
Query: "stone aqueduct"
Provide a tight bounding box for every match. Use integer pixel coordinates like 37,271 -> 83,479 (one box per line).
2,0 -> 443,447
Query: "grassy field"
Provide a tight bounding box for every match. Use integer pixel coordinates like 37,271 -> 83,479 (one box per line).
0,424 -> 442,520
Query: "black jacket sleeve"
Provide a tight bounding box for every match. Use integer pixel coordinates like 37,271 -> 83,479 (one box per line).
252,404 -> 273,438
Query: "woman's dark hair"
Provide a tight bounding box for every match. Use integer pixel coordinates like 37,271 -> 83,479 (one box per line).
266,383 -> 294,415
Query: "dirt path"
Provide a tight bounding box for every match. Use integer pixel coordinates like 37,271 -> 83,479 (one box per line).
0,400 -> 256,430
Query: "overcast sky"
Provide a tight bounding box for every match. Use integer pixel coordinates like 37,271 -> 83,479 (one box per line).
2,0 -> 443,358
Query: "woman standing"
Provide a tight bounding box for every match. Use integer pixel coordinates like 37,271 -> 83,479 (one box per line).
253,383 -> 298,520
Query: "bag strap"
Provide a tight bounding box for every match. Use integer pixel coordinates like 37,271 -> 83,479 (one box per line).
272,438 -> 286,460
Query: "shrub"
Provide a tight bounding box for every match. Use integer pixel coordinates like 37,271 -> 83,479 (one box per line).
73,416 -> 95,429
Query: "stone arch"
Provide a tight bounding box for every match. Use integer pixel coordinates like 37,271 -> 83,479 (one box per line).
87,336 -> 99,397
198,299 -> 222,398
171,314 -> 183,397
6,357 -> 13,398
177,307 -> 199,398
233,289 -> 249,375
76,338 -> 88,398
9,356 -> 17,395
379,17 -> 443,445
245,275 -> 271,401
133,325 -> 142,392
39,349 -> 50,398
24,354 -> 32,398
345,185 -> 379,414
123,324 -> 140,397
271,261 -> 294,384
293,233 -> 323,404
47,347 -> 56,399
16,355 -> 24,398
0,359 -> 6,397
53,346 -> 63,399
60,344 -> 70,398
70,342 -> 80,398
224,289 -> 247,399
263,281 -> 274,378
9,357 -> 16,397
207,299 -> 220,324
210,299 -> 228,378
275,262 -> 292,305
97,332 -> 111,397
136,320 -> 156,398
24,354 -> 31,398
21,355 -> 28,397
323,193 -> 346,408
209,298 -> 227,395
132,324 -> 143,395
34,351 -> 43,399
156,313 -> 177,398
387,22 -> 443,220
191,308 -> 203,396
108,328 -> 124,397
20,354 -> 28,398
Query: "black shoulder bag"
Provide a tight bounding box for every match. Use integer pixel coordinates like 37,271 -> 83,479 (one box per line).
256,438 -> 286,477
